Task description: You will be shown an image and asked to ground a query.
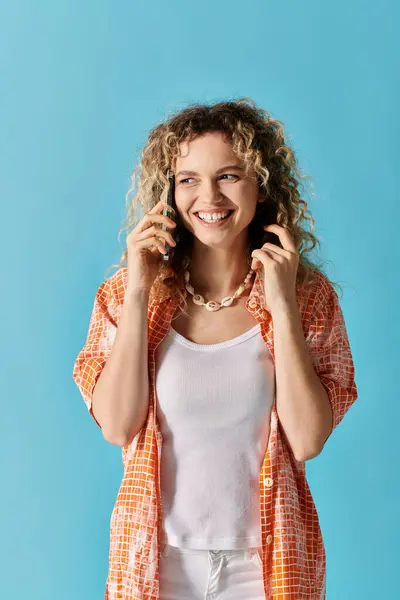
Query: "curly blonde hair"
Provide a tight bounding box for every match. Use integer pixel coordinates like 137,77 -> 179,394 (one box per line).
106,97 -> 340,312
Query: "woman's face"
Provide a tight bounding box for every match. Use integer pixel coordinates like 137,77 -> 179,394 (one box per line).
173,131 -> 261,250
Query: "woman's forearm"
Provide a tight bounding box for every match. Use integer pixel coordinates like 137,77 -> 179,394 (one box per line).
92,290 -> 150,446
272,300 -> 333,462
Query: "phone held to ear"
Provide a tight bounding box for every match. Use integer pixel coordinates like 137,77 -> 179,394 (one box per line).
161,170 -> 175,262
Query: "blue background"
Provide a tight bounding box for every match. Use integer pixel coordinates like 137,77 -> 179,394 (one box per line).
1,1 -> 398,598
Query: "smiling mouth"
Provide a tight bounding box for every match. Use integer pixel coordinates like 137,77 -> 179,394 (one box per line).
194,210 -> 234,225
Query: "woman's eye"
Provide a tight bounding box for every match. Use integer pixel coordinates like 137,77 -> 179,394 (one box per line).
220,174 -> 238,180
180,174 -> 238,184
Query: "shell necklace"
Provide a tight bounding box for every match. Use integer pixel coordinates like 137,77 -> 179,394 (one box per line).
183,258 -> 256,312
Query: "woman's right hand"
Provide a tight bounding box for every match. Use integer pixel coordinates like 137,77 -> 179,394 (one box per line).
126,200 -> 177,295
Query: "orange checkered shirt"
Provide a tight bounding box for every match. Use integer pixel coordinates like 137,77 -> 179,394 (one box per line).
73,266 -> 358,599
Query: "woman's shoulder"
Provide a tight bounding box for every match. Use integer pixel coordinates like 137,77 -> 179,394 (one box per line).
298,266 -> 338,302
104,266 -> 129,303
99,267 -> 172,322
92,267 -> 128,322
295,267 -> 340,325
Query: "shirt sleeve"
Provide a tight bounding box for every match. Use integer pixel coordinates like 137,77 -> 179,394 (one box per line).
72,277 -> 118,428
307,281 -> 358,441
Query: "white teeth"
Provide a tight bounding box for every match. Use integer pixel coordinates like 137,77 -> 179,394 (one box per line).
198,211 -> 230,222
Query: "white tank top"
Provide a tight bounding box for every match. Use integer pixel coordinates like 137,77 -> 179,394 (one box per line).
154,321 -> 275,549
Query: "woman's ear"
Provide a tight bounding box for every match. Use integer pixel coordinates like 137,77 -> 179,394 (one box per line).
257,186 -> 266,203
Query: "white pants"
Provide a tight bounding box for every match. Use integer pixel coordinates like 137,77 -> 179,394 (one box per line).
159,543 -> 266,599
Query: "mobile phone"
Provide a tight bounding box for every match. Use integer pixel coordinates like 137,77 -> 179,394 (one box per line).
161,170 -> 175,262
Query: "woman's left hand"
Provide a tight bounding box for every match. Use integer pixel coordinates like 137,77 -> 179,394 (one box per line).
250,224 -> 299,313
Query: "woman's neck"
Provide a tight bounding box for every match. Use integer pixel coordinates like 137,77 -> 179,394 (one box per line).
186,245 -> 252,300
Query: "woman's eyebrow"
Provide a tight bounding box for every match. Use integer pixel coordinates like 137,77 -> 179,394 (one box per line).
176,165 -> 245,178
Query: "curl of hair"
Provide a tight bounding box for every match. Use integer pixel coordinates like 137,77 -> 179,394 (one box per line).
105,97 -> 342,316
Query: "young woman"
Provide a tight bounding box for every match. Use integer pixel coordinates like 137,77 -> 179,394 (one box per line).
73,98 -> 358,600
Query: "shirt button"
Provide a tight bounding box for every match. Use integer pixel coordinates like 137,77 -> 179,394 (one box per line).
267,535 -> 273,544
263,477 -> 273,488
248,299 -> 258,308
